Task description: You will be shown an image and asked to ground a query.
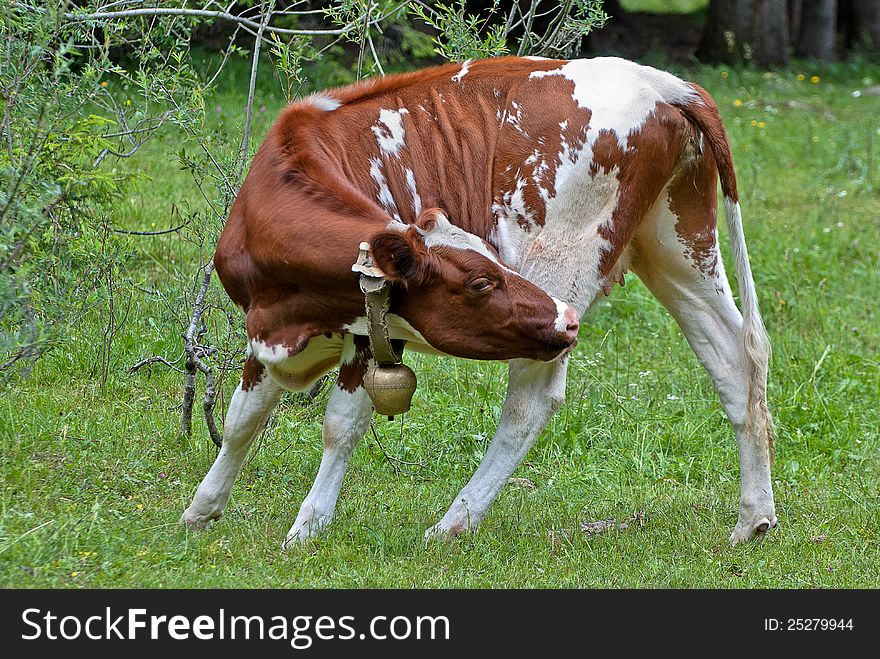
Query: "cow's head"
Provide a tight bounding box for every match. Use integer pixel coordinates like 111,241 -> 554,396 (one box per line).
368,209 -> 579,361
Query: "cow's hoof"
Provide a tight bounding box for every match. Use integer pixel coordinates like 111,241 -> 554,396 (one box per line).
180,508 -> 220,531
424,521 -> 467,544
729,515 -> 777,546
281,533 -> 308,551
423,524 -> 447,543
282,517 -> 329,550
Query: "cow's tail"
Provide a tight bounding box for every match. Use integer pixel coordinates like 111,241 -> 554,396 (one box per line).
673,85 -> 774,459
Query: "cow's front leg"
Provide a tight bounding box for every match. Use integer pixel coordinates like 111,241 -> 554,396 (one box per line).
182,357 -> 282,530
284,340 -> 373,548
426,356 -> 569,540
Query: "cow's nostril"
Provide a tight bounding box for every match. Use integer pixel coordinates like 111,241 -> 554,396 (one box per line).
563,306 -> 580,339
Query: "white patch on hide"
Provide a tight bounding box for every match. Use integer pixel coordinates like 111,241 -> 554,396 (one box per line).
372,108 -> 409,158
552,296 -> 570,333
419,213 -> 518,276
530,57 -> 698,149
451,60 -> 471,83
405,168 -> 422,215
369,157 -> 401,221
521,154 -> 621,309
307,92 -> 341,111
250,335 -> 344,391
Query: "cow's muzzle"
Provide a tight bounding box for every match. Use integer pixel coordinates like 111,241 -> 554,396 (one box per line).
536,303 -> 579,359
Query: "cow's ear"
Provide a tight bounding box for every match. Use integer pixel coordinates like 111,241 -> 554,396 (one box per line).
370,230 -> 429,284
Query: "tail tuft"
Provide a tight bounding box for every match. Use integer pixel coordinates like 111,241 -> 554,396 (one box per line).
724,197 -> 774,461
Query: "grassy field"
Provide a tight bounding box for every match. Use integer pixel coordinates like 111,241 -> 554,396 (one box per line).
621,0 -> 708,12
1,49 -> 879,588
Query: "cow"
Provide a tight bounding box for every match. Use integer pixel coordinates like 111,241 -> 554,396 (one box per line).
181,55 -> 776,548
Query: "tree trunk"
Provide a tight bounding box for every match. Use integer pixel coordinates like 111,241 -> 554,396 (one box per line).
851,0 -> 880,48
698,0 -> 790,65
789,0 -> 803,46
796,0 -> 838,59
752,0 -> 790,65
698,0 -> 753,63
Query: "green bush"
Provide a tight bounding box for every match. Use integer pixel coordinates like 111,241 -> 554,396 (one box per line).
0,4 -> 203,376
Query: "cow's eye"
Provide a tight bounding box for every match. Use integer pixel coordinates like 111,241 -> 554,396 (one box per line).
467,278 -> 495,295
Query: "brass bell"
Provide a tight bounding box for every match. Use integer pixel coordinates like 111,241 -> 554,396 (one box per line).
363,363 -> 417,418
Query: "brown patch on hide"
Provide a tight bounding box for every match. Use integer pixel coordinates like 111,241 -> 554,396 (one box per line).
241,355 -> 265,391
667,136 -> 720,278
594,105 -> 692,278
492,75 -> 592,229
337,335 -> 371,394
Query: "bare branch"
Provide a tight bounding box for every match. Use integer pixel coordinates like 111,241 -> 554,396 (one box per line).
43,5 -> 359,37
129,355 -> 184,373
370,423 -> 430,476
367,30 -> 385,76
182,260 -> 217,441
205,23 -> 244,89
112,219 -> 190,236
0,343 -> 44,372
517,0 -> 542,56
235,0 -> 274,187
356,1 -> 373,81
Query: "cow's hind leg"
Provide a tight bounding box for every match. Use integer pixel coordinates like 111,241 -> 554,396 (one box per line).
182,356 -> 283,530
283,335 -> 373,548
426,356 -> 569,539
632,199 -> 776,545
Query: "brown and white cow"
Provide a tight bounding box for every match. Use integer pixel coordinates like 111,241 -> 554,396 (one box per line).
182,56 -> 776,547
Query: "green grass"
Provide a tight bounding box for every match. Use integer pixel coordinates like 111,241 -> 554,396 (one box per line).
1,54 -> 879,588
621,0 -> 708,13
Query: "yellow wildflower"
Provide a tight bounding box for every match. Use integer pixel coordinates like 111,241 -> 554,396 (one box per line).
796,74 -> 805,81
720,71 -> 729,79
750,119 -> 758,127
100,81 -> 107,87
758,121 -> 766,128
733,99 -> 742,107
810,75 -> 820,84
